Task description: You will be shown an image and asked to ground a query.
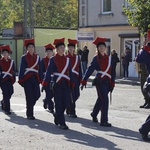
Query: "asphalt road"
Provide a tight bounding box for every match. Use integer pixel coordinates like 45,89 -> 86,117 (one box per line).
0,81 -> 149,150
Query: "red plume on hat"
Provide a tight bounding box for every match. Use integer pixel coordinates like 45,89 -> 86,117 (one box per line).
68,38 -> 77,47
53,38 -> 65,48
44,43 -> 55,51
24,38 -> 35,47
0,45 -> 11,53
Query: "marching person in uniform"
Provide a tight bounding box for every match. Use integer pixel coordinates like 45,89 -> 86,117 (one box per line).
18,39 -> 41,120
136,29 -> 150,109
66,38 -> 82,118
42,38 -> 74,130
81,37 -> 115,127
40,43 -> 55,113
0,45 -> 16,115
139,115 -> 150,142
136,29 -> 150,141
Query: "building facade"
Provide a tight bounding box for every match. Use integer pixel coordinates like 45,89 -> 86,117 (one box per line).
78,0 -> 140,78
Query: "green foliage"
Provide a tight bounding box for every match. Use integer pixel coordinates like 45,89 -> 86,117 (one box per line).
0,0 -> 24,30
123,0 -> 150,36
0,0 -> 78,31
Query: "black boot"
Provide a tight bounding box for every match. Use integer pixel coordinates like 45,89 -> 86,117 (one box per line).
140,102 -> 148,108
59,124 -> 69,130
43,99 -> 47,109
139,129 -> 150,141
27,116 -> 35,120
100,122 -> 112,127
91,113 -> 98,123
53,113 -> 59,125
70,114 -> 77,118
66,108 -> 70,115
1,100 -> 5,110
5,111 -> 11,115
144,103 -> 150,109
48,109 -> 54,114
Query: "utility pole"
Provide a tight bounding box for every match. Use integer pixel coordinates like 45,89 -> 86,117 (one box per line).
23,0 -> 34,39
29,0 -> 34,38
23,0 -> 28,39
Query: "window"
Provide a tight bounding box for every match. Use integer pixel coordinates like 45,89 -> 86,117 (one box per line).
82,6 -> 85,16
82,0 -> 85,4
102,0 -> 111,13
82,18 -> 85,26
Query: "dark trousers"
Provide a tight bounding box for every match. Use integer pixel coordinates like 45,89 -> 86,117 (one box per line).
92,79 -> 110,123
1,79 -> 14,112
67,77 -> 80,115
113,64 -> 117,79
24,76 -> 40,117
139,115 -> 150,134
140,73 -> 150,104
54,81 -> 70,125
82,61 -> 88,75
44,85 -> 54,110
123,64 -> 129,78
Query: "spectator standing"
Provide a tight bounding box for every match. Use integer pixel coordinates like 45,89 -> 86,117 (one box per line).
121,47 -> 132,79
79,46 -> 89,75
111,49 -> 120,79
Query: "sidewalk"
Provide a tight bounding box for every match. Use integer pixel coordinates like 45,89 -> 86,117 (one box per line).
88,76 -> 140,86
115,77 -> 140,86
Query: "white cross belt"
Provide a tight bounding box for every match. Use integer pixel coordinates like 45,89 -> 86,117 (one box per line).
53,72 -> 70,82
72,69 -> 79,75
24,68 -> 38,74
2,71 -> 13,78
97,71 -> 111,78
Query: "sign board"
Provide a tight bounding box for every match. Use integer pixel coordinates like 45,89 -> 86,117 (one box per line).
77,31 -> 94,41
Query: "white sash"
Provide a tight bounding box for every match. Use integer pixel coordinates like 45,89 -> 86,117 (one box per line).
53,58 -> 70,83
72,55 -> 79,75
2,60 -> 14,78
24,55 -> 39,75
97,56 -> 111,78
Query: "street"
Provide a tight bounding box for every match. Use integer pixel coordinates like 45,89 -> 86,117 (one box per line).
0,81 -> 150,150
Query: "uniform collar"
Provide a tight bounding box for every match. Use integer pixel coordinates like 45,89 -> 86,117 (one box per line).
67,53 -> 75,58
26,52 -> 36,58
55,53 -> 65,58
99,53 -> 108,58
1,57 -> 10,62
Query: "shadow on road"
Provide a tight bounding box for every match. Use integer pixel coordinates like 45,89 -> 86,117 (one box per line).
3,111 -> 141,149
66,115 -> 142,142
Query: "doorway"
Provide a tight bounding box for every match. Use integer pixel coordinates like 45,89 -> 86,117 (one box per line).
124,38 -> 139,77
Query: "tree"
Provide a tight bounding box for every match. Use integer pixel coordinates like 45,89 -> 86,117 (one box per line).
123,0 -> 150,36
33,0 -> 78,28
0,0 -> 78,32
0,0 -> 24,32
